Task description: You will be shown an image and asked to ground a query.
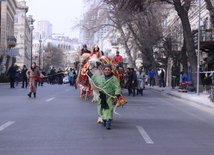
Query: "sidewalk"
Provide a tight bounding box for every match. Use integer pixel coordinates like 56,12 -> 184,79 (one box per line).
147,85 -> 214,109
0,82 -> 9,86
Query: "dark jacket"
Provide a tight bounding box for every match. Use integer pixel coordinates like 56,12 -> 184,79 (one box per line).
127,71 -> 137,87
22,68 -> 28,78
7,66 -> 16,78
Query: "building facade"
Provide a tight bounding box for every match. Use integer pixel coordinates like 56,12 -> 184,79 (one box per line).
0,0 -> 17,73
14,0 -> 34,68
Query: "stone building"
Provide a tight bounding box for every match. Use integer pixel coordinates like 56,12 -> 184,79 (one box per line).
0,0 -> 17,73
14,0 -> 34,68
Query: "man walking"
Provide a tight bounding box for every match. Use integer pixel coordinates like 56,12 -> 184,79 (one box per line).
57,68 -> 64,85
87,64 -> 121,130
7,64 -> 16,88
149,68 -> 156,86
21,65 -> 28,88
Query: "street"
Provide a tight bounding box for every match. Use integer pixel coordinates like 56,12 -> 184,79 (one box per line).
1,84 -> 214,155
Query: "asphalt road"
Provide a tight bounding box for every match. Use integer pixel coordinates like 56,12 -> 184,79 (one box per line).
0,83 -> 214,155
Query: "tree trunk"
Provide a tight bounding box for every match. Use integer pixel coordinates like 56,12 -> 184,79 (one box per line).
181,39 -> 188,74
174,1 -> 198,85
118,27 -> 136,68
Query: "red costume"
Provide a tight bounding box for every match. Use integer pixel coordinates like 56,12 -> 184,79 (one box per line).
113,55 -> 123,65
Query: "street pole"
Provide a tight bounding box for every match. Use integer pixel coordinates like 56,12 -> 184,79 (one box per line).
39,35 -> 42,69
197,0 -> 201,96
29,19 -> 34,65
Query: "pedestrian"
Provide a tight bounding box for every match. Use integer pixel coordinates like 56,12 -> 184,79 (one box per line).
136,67 -> 145,96
49,67 -> 56,84
21,65 -> 28,88
26,62 -> 44,98
145,74 -> 149,86
57,68 -> 64,85
149,68 -> 156,86
7,63 -> 16,88
127,68 -> 137,96
67,68 -> 76,86
86,64 -> 121,130
159,69 -> 165,87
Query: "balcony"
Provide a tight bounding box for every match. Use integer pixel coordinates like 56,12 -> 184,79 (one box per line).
7,36 -> 17,48
193,29 -> 214,52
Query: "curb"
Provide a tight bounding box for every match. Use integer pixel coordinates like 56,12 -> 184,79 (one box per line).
148,87 -> 214,109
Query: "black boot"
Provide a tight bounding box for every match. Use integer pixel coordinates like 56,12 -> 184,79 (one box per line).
28,93 -> 31,98
33,93 -> 36,98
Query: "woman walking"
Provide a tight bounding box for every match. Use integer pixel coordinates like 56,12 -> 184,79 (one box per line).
26,62 -> 44,98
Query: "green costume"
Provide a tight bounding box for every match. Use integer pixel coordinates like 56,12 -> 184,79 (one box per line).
92,74 -> 121,121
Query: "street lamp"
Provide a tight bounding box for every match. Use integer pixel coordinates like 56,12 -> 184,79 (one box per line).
29,23 -> 34,65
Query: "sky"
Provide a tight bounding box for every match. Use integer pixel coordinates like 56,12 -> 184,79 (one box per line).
25,0 -> 84,38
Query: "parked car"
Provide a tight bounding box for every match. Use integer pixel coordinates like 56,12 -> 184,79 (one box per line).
63,76 -> 69,84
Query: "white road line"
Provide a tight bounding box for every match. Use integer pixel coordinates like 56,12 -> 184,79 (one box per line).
136,126 -> 154,144
0,121 -> 15,132
65,89 -> 70,91
46,97 -> 55,102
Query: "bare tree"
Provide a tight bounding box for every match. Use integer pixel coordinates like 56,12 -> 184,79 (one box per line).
204,0 -> 214,27
43,47 -> 65,73
76,1 -> 137,68
103,0 -> 198,86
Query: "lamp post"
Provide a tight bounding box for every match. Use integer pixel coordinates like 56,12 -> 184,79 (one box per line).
197,0 -> 201,95
39,35 -> 42,69
29,21 -> 34,65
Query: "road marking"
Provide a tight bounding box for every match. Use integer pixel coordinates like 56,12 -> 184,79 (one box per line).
65,89 -> 70,91
46,97 -> 55,102
136,126 -> 154,144
0,121 -> 15,132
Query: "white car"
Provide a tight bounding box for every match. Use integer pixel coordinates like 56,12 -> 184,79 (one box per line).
63,76 -> 69,84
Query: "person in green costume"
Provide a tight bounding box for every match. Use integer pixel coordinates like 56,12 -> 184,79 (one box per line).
87,64 -> 121,130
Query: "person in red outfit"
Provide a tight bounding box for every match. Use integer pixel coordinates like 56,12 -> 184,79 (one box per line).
113,51 -> 123,66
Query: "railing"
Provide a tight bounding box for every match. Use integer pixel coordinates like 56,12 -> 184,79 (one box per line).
7,36 -> 17,42
193,29 -> 214,47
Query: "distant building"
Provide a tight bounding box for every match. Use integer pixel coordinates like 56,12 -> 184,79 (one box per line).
33,20 -> 52,39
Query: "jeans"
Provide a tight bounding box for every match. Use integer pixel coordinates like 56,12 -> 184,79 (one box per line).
69,76 -> 74,85
150,77 -> 155,86
159,78 -> 165,87
15,76 -> 19,86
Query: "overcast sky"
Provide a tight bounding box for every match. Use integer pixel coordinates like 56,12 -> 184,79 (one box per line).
25,0 -> 83,38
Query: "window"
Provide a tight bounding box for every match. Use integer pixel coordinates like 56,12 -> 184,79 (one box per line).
14,14 -> 18,23
162,19 -> 167,28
